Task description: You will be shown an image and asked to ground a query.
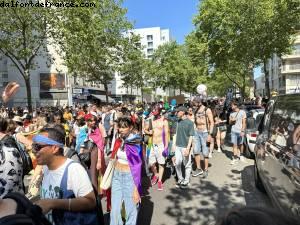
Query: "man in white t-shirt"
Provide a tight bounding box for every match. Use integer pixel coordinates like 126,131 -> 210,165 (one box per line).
33,126 -> 96,225
229,100 -> 247,165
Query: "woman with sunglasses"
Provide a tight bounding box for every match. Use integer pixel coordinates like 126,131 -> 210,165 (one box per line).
110,117 -> 143,225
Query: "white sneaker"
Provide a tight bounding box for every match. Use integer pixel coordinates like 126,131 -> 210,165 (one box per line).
240,155 -> 246,162
217,148 -> 222,153
230,159 -> 238,165
208,152 -> 213,158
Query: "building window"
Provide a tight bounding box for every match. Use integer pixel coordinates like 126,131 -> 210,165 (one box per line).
2,73 -> 8,79
147,48 -> 153,55
148,42 -> 153,48
2,81 -> 8,87
147,35 -> 153,41
147,55 -> 153,59
161,36 -> 165,41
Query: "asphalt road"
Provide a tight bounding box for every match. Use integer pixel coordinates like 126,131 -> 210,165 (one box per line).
25,144 -> 272,225
136,144 -> 272,225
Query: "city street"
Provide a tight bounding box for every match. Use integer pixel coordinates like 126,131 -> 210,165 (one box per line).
136,144 -> 272,225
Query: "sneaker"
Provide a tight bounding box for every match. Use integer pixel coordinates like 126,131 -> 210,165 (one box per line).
175,180 -> 183,188
202,170 -> 208,179
180,182 -> 190,189
151,175 -> 158,186
208,152 -> 213,158
157,181 -> 163,191
240,155 -> 246,162
192,168 -> 204,177
230,159 -> 238,165
217,148 -> 222,153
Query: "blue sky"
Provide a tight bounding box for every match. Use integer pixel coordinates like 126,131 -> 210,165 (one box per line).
123,0 -> 262,78
123,0 -> 199,44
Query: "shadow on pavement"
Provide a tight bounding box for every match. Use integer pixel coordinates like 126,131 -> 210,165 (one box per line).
137,164 -> 272,225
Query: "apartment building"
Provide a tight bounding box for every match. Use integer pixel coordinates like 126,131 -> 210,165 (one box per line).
109,27 -> 171,102
0,43 -> 109,107
255,33 -> 300,96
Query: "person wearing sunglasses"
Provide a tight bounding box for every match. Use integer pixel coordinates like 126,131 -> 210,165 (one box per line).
32,127 -> 97,225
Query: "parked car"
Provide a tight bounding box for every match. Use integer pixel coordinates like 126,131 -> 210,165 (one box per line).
254,93 -> 300,217
243,108 -> 265,158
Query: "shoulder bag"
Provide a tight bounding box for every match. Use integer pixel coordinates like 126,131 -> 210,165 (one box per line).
100,138 -> 122,190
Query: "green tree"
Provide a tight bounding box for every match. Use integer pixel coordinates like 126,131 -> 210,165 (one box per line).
150,41 -> 200,94
54,0 -> 132,103
0,6 -> 55,111
191,0 -> 300,98
120,34 -> 149,101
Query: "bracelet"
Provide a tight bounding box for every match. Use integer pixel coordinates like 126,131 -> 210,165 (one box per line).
68,199 -> 71,211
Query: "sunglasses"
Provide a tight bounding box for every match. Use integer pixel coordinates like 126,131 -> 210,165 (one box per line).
32,143 -> 51,152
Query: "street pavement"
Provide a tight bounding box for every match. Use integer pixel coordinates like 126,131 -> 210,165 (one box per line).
136,144 -> 272,225
25,144 -> 272,225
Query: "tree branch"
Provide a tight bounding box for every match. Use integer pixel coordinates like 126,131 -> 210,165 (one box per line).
0,49 -> 25,78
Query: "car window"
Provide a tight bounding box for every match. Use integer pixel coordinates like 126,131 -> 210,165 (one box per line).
269,95 -> 300,150
255,114 -> 264,129
259,99 -> 276,134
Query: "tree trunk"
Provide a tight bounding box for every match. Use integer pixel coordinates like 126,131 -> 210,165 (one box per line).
141,87 -> 144,103
24,70 -> 33,112
263,60 -> 270,99
104,83 -> 109,103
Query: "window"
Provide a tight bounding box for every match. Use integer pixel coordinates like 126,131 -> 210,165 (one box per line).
147,48 -> 153,55
147,42 -> 153,48
147,35 -> 153,41
161,36 -> 165,41
2,73 -> 8,79
2,82 -> 8,87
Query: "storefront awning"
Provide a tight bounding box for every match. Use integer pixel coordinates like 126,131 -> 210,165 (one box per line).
91,94 -> 115,103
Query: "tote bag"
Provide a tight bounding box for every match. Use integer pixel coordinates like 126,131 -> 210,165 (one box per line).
100,138 -> 122,190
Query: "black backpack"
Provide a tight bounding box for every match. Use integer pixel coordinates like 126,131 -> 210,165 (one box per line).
1,135 -> 33,176
0,192 -> 51,225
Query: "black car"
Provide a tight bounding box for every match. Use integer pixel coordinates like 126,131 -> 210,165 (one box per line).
255,94 -> 300,216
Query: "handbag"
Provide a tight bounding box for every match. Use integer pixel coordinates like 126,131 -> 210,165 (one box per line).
100,138 -> 122,190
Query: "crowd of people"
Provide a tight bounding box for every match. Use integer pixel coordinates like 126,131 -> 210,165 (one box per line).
1,88 -> 296,225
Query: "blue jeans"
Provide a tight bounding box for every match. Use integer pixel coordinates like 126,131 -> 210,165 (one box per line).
110,169 -> 139,225
194,131 -> 209,157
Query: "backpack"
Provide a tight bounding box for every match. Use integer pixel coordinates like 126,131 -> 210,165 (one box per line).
52,161 -> 103,225
64,147 -> 88,170
0,192 -> 51,225
1,135 -> 33,176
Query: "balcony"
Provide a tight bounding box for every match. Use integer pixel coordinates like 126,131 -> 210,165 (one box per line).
282,49 -> 300,59
282,64 -> 300,74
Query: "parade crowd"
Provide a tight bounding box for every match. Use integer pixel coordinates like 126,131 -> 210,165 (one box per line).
1,90 -> 299,225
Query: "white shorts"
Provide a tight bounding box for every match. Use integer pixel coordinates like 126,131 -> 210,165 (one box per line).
149,143 -> 166,165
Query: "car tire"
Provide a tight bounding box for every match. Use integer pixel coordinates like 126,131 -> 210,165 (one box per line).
254,160 -> 266,193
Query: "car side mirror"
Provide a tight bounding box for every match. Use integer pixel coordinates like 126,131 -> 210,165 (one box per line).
247,117 -> 255,130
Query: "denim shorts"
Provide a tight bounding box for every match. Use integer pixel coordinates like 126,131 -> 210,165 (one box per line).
194,131 -> 209,157
231,132 -> 244,145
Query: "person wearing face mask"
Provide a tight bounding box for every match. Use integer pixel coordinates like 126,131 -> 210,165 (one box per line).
144,105 -> 169,191
110,117 -> 143,225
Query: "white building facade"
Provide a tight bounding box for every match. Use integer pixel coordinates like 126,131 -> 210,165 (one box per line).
255,33 -> 300,96
109,27 -> 171,102
0,42 -> 108,107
